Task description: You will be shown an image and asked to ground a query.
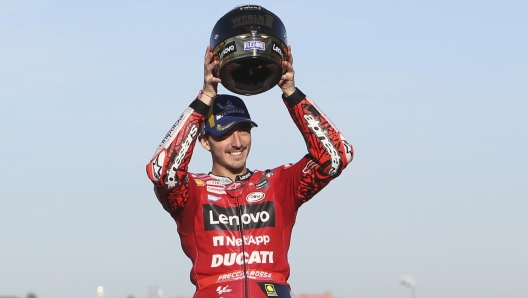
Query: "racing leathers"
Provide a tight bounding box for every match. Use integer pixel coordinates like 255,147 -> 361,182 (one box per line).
146,88 -> 353,298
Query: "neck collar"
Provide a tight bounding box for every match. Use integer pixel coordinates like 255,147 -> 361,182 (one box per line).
209,169 -> 253,183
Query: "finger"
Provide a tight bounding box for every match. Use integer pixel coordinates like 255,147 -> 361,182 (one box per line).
282,60 -> 293,74
204,46 -> 211,61
206,60 -> 219,75
280,72 -> 293,81
204,55 -> 217,73
210,77 -> 221,83
205,46 -> 217,65
286,45 -> 293,64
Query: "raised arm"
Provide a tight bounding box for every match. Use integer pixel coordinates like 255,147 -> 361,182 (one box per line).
284,89 -> 353,177
279,46 -> 354,202
145,46 -> 219,214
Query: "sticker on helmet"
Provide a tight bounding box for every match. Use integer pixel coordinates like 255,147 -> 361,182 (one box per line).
272,43 -> 285,60
244,41 -> 265,51
220,41 -> 236,60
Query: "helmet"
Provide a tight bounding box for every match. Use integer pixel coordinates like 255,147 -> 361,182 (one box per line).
210,5 -> 288,96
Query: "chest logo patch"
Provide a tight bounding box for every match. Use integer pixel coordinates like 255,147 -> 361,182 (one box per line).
207,185 -> 226,194
203,202 -> 276,231
225,181 -> 245,197
208,194 -> 221,202
246,192 -> 265,203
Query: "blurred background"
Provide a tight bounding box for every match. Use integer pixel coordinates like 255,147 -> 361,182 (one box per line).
1,0 -> 527,298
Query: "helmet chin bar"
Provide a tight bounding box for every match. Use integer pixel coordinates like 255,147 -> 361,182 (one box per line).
219,57 -> 282,96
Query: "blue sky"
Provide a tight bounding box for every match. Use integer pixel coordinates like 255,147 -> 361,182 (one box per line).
1,1 -> 527,298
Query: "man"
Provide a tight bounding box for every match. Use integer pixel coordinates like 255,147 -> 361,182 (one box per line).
146,46 -> 353,297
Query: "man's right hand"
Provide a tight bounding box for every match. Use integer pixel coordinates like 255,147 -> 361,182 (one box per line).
199,46 -> 221,104
278,45 -> 296,97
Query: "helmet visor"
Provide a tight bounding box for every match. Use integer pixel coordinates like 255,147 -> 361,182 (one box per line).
213,34 -> 287,95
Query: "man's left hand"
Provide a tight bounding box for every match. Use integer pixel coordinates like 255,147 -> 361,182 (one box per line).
278,45 -> 296,96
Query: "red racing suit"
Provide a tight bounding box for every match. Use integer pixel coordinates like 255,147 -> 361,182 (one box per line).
146,88 -> 353,298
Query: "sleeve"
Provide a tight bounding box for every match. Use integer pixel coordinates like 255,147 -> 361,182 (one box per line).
145,99 -> 210,214
282,88 -> 354,203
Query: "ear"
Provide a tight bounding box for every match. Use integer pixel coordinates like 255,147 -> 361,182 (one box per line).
199,135 -> 211,151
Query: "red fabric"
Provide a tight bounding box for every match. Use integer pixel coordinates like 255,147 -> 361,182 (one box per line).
147,92 -> 353,298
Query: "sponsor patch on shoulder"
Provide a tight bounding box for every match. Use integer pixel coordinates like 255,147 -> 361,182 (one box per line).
256,180 -> 270,190
195,179 -> 206,186
246,192 -> 265,203
206,180 -> 223,186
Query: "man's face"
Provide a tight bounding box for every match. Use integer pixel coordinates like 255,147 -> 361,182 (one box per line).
200,123 -> 252,177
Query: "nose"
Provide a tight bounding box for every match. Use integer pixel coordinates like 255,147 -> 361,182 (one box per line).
230,131 -> 243,148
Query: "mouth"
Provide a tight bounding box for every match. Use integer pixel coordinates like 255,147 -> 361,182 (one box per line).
227,147 -> 248,160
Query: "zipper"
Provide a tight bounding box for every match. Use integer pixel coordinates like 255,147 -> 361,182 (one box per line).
235,195 -> 249,298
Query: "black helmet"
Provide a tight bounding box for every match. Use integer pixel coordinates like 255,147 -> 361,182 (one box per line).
210,5 -> 288,96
